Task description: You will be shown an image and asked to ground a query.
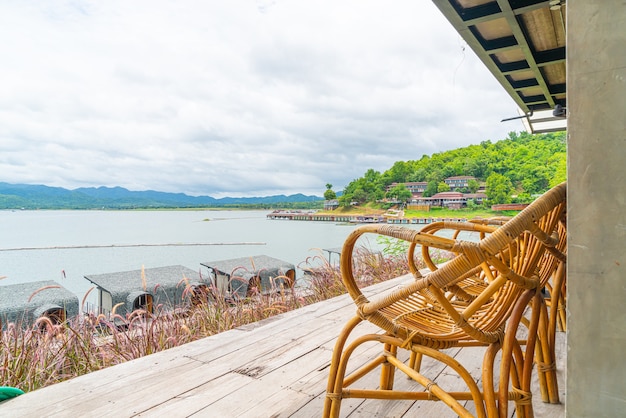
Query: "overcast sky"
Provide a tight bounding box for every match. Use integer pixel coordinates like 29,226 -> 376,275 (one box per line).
0,0 -> 524,198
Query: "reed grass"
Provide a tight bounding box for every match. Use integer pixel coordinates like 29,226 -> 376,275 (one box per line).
0,246 -> 452,393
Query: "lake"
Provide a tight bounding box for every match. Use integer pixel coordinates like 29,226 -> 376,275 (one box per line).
0,209 -> 381,304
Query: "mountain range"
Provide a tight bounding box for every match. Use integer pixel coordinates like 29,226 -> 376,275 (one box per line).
0,182 -> 323,209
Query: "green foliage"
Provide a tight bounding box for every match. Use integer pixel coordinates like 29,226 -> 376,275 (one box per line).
424,181 -> 438,197
323,184 -> 337,200
338,131 -> 566,205
486,173 -> 513,205
385,183 -> 412,202
339,168 -> 384,206
437,182 -> 451,193
376,236 -> 409,257
467,179 -> 480,193
221,201 -> 323,210
550,156 -> 567,187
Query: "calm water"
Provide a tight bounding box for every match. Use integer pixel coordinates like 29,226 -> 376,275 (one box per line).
0,210 -> 374,303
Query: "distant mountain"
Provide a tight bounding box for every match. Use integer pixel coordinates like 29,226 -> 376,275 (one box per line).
0,183 -> 323,209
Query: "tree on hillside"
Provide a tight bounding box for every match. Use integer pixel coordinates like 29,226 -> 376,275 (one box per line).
352,188 -> 367,204
324,184 -> 336,200
485,173 -> 513,205
467,179 -> 480,193
340,169 -> 384,206
383,161 -> 412,184
340,131 -> 566,206
437,182 -> 451,193
386,184 -> 412,203
423,181 -> 438,197
550,156 -> 567,187
521,166 -> 551,194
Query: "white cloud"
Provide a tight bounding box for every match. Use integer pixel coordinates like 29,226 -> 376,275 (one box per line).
0,0 -> 523,198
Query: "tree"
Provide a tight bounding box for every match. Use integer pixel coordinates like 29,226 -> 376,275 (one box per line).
467,179 -> 480,193
352,188 -> 367,204
386,184 -> 412,203
437,182 -> 451,193
423,181 -> 438,197
550,156 -> 567,187
386,161 -> 411,183
338,194 -> 351,207
324,184 -> 336,200
466,198 -> 478,210
485,173 -> 513,205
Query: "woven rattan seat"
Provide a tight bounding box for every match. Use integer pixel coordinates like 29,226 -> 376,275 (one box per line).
323,182 -> 566,417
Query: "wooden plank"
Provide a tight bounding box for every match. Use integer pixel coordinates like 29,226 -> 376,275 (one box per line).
190,357 -> 320,416
148,319 -> 385,415
0,355 -> 203,417
134,372 -> 257,417
86,319 -> 342,415
240,332 -> 394,417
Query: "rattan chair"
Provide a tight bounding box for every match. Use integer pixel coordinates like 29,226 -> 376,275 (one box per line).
323,182 -> 566,417
415,212 -> 567,405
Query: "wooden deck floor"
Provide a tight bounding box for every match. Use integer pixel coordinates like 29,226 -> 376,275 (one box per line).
0,275 -> 565,417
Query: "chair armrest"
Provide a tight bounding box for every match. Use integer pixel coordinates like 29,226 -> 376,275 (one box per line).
412,221 -> 498,271
339,224 -> 480,311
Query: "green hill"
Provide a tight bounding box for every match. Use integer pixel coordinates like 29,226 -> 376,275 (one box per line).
338,131 -> 566,207
0,183 -> 323,210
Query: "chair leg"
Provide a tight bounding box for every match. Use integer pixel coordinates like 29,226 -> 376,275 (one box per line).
520,293 -> 560,405
380,342 -> 397,390
482,343 -> 500,417
549,261 -> 567,335
498,289 -> 538,418
323,316 -> 362,418
534,334 -> 549,403
537,298 -> 560,404
408,351 -> 423,372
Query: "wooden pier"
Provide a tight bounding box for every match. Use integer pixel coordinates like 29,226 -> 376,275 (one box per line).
267,211 -> 468,225
0,275 -> 565,417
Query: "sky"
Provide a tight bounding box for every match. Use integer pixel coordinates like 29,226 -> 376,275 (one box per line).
0,0 -> 525,198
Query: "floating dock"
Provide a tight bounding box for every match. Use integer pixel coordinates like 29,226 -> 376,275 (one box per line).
267,210 -> 467,224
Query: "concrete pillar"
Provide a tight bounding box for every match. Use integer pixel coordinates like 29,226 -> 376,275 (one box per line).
567,1 -> 626,416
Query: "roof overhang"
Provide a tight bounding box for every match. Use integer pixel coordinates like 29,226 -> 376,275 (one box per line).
431,0 -> 567,133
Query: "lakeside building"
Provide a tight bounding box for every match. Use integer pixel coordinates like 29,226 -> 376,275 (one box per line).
387,177 -> 480,195
413,191 -> 487,209
387,181 -> 428,196
84,265 -> 206,316
323,199 -> 339,211
387,176 -> 486,208
387,181 -> 428,197
444,176 -> 476,190
0,280 -> 79,328
201,255 -> 295,298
